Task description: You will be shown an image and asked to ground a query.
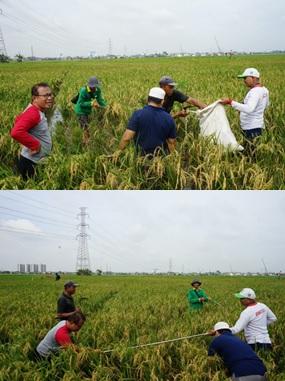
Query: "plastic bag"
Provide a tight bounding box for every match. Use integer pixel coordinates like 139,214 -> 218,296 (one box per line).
196,100 -> 243,151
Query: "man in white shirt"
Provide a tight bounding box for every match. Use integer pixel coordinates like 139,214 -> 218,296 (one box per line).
231,288 -> 277,351
221,68 -> 269,140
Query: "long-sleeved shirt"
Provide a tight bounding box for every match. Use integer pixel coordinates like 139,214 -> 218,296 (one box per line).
36,320 -> 72,357
74,86 -> 107,116
208,332 -> 266,377
231,86 -> 269,131
10,104 -> 52,163
231,302 -> 277,344
187,288 -> 208,310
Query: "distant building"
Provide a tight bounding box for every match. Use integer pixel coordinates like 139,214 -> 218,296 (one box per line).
40,264 -> 47,273
33,264 -> 39,273
17,264 -> 25,273
26,264 -> 32,273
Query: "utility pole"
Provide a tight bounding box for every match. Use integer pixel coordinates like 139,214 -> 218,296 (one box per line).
108,38 -> 112,56
168,258 -> 173,274
0,9 -> 8,56
76,207 -> 91,272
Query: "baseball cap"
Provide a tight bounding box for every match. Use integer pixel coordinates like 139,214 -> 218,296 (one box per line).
149,87 -> 165,100
64,281 -> 79,288
159,76 -> 177,86
214,321 -> 230,331
237,68 -> 260,78
88,76 -> 100,87
234,288 -> 256,299
191,279 -> 202,286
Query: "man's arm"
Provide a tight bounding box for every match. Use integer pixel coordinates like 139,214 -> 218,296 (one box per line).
10,108 -> 41,153
166,138 -> 176,153
230,311 -> 250,334
266,307 -> 277,325
119,129 -> 136,150
186,97 -> 207,109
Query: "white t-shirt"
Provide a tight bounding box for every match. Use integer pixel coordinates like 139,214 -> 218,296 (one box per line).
231,302 -> 277,344
231,86 -> 269,131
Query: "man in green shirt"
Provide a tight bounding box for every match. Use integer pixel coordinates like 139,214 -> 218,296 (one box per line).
74,76 -> 107,142
187,280 -> 209,310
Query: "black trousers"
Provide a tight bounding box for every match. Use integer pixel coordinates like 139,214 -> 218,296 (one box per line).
17,155 -> 37,180
78,114 -> 89,129
249,343 -> 272,351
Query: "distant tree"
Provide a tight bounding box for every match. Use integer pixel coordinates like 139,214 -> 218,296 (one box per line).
77,269 -> 92,276
15,54 -> 24,62
96,269 -> 103,276
0,54 -> 9,63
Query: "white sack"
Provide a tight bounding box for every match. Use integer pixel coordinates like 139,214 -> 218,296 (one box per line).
196,100 -> 243,151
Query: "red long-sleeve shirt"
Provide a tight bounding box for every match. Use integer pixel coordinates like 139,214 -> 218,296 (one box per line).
10,104 -> 42,151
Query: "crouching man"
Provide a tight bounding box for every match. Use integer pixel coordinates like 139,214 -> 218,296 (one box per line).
35,311 -> 86,359
208,321 -> 268,381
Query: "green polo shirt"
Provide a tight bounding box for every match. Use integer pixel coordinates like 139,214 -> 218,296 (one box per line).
74,86 -> 107,116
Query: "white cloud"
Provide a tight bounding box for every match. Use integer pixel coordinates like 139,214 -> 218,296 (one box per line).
0,219 -> 42,234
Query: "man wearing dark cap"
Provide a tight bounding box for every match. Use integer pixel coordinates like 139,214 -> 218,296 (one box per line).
159,75 -> 206,118
187,280 -> 208,310
57,281 -> 80,320
74,76 -> 107,142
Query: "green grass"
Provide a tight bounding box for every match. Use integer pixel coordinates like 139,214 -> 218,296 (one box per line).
0,274 -> 284,380
0,55 -> 285,189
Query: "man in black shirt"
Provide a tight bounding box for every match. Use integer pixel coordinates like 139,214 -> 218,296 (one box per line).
159,76 -> 206,118
57,281 -> 80,320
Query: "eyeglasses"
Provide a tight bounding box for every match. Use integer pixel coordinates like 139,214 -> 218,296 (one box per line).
37,93 -> 54,98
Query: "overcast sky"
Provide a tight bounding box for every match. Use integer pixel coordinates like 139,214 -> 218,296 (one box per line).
0,191 -> 284,273
0,0 -> 284,57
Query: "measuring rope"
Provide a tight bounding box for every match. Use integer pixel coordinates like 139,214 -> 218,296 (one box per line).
102,332 -> 209,353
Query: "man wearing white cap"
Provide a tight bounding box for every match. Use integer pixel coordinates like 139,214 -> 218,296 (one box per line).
119,87 -> 176,155
231,288 -> 277,351
208,321 -> 267,380
220,68 -> 269,141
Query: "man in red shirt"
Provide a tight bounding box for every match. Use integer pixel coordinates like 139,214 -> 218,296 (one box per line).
36,311 -> 86,359
10,82 -> 54,180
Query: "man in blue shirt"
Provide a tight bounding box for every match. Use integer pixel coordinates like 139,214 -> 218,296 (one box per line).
119,87 -> 176,155
208,322 -> 267,381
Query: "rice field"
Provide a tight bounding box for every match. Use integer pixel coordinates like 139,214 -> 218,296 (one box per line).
0,55 -> 285,190
0,274 -> 284,380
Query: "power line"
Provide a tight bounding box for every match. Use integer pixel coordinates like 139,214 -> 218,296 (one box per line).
0,211 -> 76,230
0,226 -> 75,241
7,191 -> 75,217
0,206 -> 76,228
1,193 -> 75,220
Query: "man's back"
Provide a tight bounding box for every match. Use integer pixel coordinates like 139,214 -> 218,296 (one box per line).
128,105 -> 176,154
57,292 -> 75,319
208,332 -> 266,377
231,302 -> 277,344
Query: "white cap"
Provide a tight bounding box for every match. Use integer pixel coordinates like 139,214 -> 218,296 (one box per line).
149,87 -> 165,100
235,288 -> 256,299
214,322 -> 230,331
238,68 -> 260,78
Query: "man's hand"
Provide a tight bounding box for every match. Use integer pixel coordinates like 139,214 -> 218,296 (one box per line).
220,98 -> 232,105
208,329 -> 216,336
199,297 -> 206,302
29,146 -> 41,155
92,100 -> 99,108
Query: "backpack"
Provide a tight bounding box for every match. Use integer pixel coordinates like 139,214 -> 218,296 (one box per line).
71,93 -> 79,104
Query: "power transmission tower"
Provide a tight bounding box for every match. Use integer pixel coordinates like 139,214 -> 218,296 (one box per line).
0,10 -> 8,56
76,207 -> 91,271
